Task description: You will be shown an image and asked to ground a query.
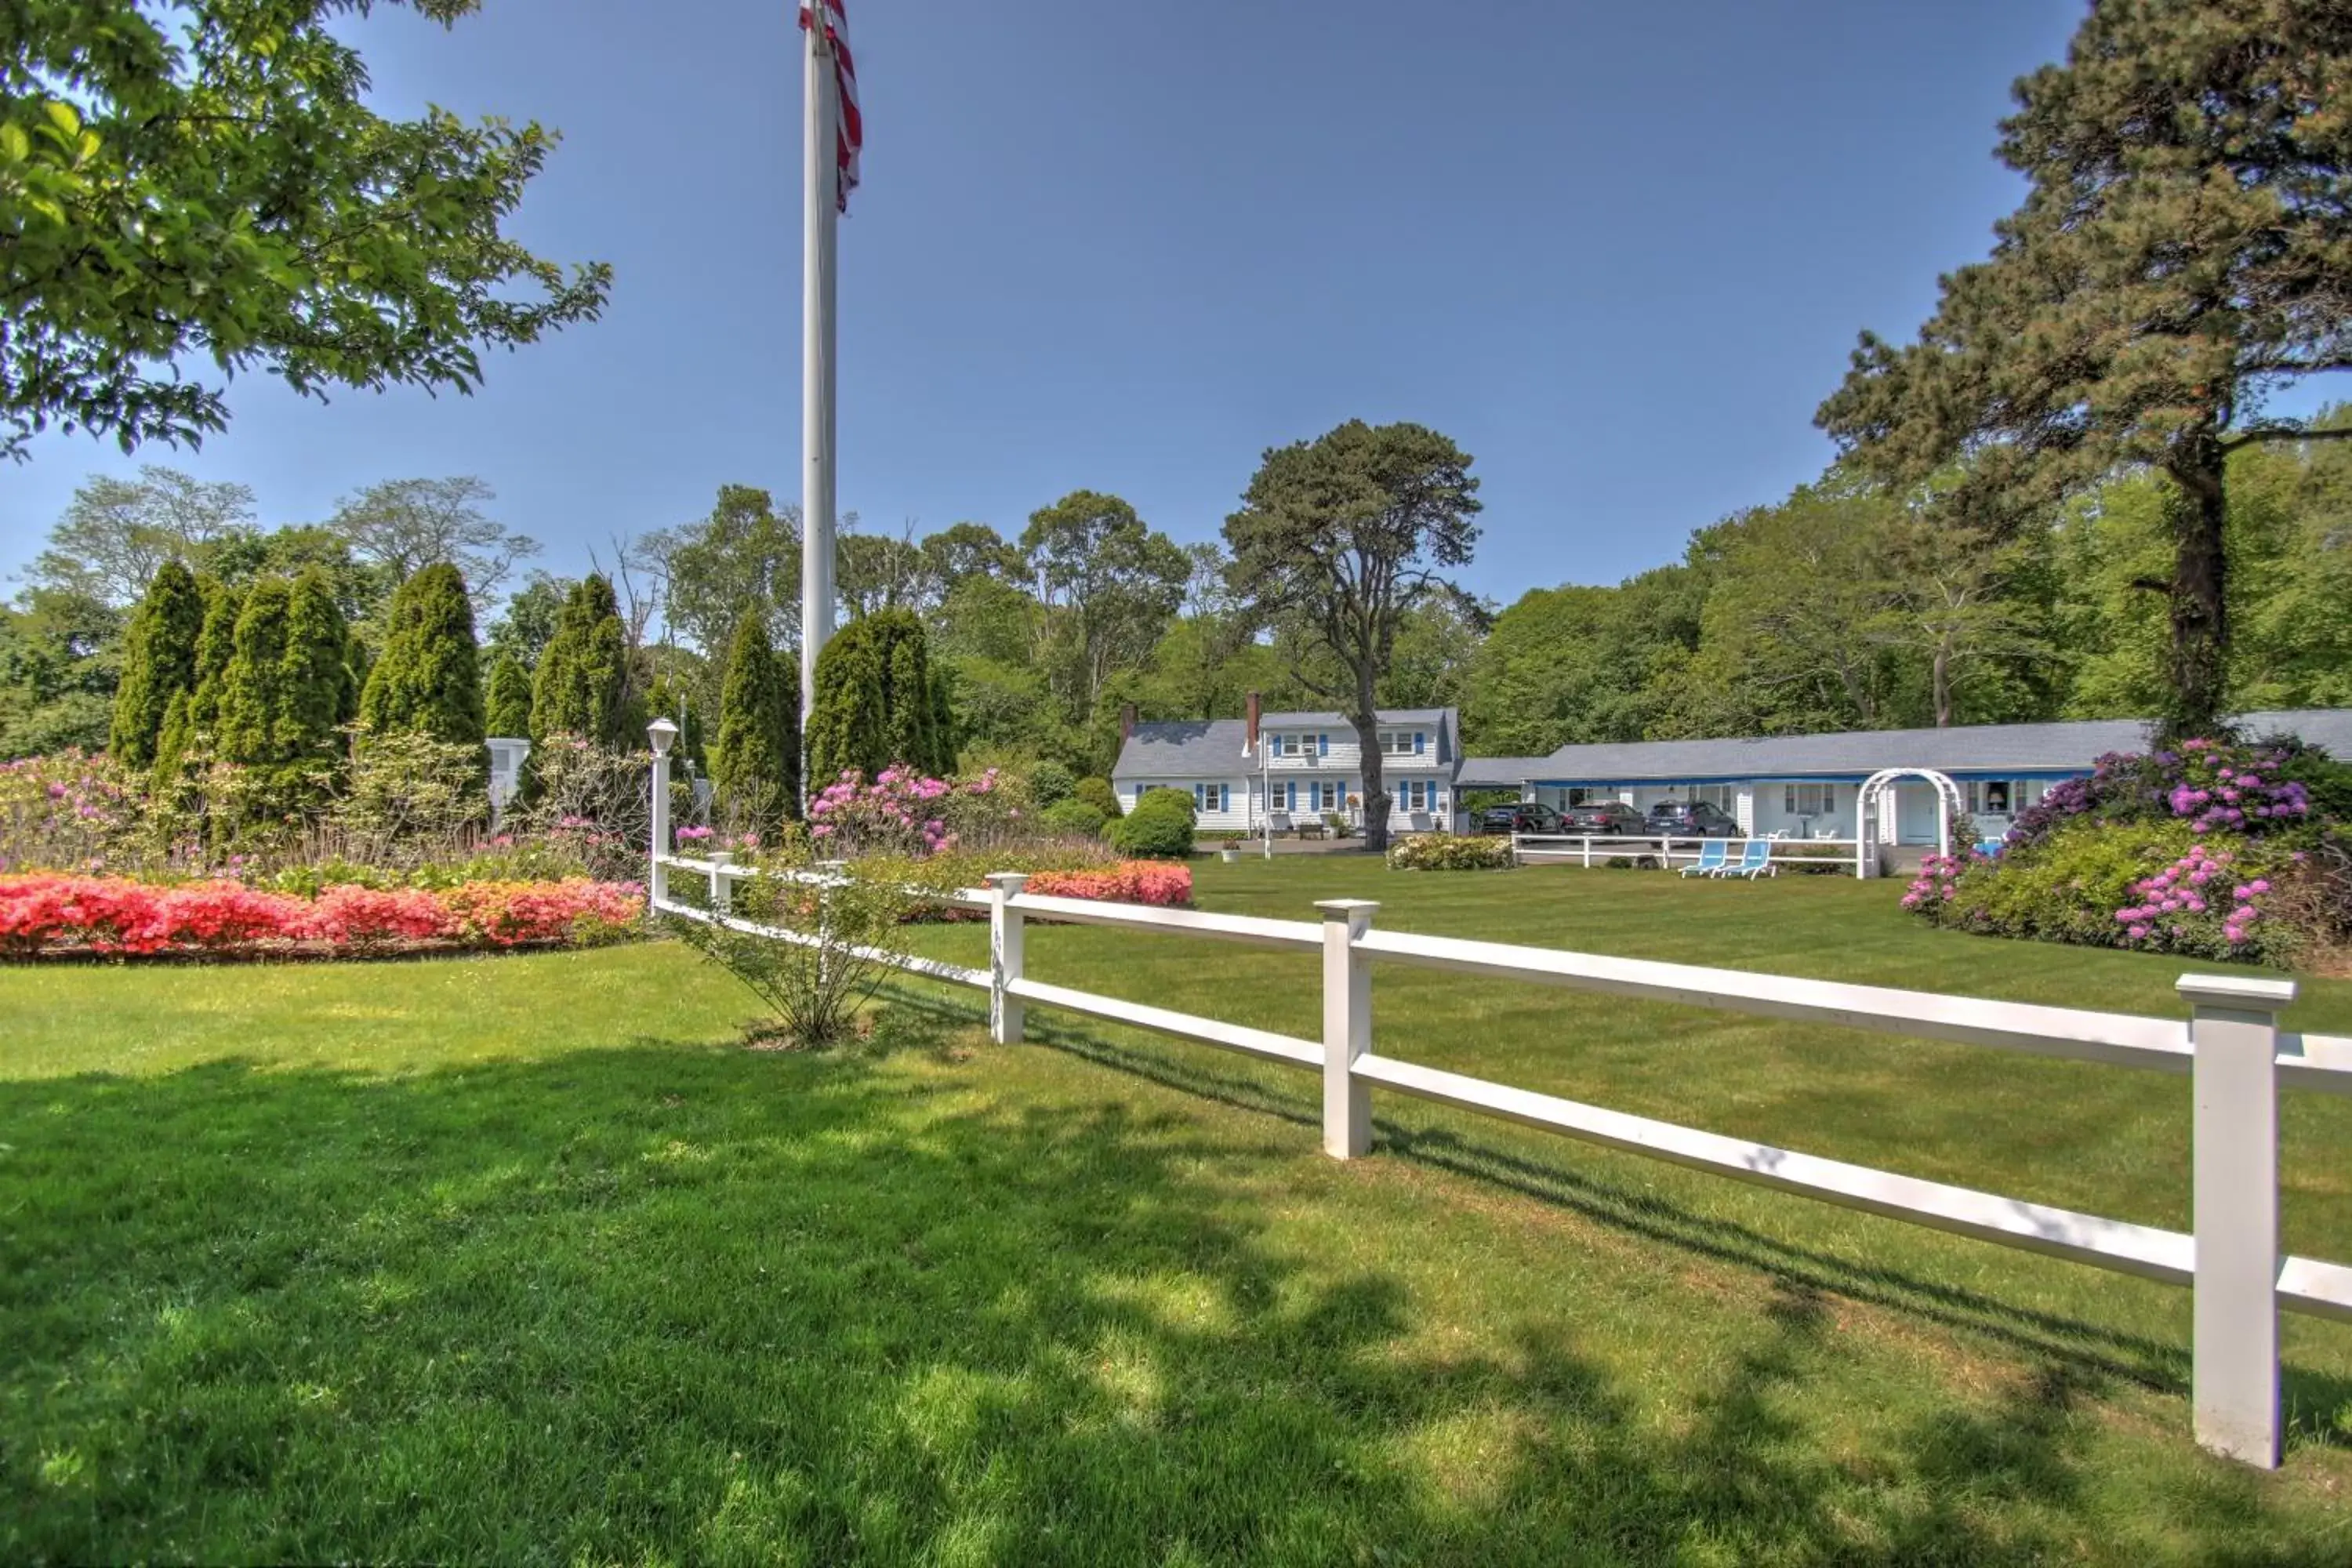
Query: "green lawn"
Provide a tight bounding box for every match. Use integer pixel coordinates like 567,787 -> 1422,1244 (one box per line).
4,861 -> 2350,1563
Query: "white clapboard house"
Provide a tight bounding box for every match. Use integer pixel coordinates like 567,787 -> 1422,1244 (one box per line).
1111,697 -> 1466,836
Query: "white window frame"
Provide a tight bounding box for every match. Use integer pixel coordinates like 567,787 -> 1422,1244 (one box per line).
1784,782 -> 1836,817
1693,784 -> 1737,811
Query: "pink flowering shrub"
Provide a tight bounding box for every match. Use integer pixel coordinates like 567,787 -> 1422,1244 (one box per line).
0,751 -> 145,874
0,874 -> 642,958
806,766 -> 990,858
1904,735 -> 2350,968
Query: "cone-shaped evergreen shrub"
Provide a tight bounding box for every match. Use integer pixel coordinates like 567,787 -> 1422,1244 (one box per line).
711,609 -> 801,822
485,653 -> 534,738
361,564 -> 486,749
187,578 -> 243,732
806,609 -> 952,782
110,560 -> 205,767
530,574 -> 631,746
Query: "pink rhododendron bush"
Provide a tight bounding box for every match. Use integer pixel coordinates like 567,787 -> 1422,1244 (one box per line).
0,874 -> 642,959
1902,737 -> 2352,971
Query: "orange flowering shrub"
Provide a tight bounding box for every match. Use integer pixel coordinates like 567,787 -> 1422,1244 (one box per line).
1025,862 -> 1192,907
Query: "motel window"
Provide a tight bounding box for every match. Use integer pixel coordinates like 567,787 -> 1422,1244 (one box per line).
1693,784 -> 1737,811
1784,783 -> 1836,817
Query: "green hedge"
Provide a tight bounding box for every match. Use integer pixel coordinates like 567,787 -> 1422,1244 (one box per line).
1038,798 -> 1108,838
1107,790 -> 1194,858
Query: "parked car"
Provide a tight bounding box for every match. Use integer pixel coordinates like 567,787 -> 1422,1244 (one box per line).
1477,801 -> 1564,835
1561,800 -> 1650,836
1645,799 -> 1740,838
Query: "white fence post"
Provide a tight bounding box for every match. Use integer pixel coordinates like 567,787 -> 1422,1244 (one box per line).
2180,972 -> 2296,1468
706,851 -> 734,913
1318,898 -> 1377,1159
645,718 -> 677,909
987,873 -> 1030,1045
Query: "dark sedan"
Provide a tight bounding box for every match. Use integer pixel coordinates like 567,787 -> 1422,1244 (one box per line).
1561,800 -> 1650,836
1477,801 -> 1564,835
1644,799 -> 1740,837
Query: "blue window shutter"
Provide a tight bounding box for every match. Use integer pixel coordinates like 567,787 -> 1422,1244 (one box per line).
1414,731 -> 1426,755
1318,733 -> 1329,757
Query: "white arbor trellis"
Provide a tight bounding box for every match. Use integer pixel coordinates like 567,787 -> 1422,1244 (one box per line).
1854,768 -> 1965,878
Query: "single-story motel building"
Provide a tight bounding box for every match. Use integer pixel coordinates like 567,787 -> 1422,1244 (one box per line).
1112,702 -> 2352,844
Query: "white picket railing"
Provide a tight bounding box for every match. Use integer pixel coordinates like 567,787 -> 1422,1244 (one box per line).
638,740 -> 2351,1469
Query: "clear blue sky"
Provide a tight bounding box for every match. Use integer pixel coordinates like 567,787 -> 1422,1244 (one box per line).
8,1 -> 2123,607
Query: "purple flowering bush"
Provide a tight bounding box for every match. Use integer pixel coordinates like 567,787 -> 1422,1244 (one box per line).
0,750 -> 145,874
1909,738 -> 2351,969
805,766 -> 1000,858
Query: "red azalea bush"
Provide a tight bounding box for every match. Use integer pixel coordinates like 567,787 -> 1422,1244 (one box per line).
0,874 -> 643,959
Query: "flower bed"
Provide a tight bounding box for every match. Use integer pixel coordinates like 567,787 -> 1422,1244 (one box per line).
1904,736 -> 2352,970
0,874 -> 642,960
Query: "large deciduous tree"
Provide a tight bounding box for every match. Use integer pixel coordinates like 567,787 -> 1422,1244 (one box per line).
327,477 -> 535,604
108,559 -> 205,766
1817,0 -> 2352,737
31,467 -> 256,606
359,563 -> 485,753
1224,419 -> 1481,851
2,0 -> 609,459
1019,492 -> 1189,730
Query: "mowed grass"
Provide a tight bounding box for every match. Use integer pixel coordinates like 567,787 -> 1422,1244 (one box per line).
2,862 -> 2350,1563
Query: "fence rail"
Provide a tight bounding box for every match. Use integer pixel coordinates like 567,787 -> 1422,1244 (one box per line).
1509,831 -> 1871,876
640,745 -> 2351,1469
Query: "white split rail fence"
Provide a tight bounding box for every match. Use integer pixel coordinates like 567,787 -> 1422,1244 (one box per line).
1510,832 -> 1874,877
641,730 -> 2352,1468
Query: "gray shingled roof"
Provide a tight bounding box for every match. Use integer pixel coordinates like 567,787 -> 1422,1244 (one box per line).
1113,707 -> 1461,778
1454,709 -> 2352,786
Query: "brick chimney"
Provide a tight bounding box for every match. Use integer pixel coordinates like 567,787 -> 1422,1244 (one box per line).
1119,702 -> 1138,744
1245,691 -> 1262,751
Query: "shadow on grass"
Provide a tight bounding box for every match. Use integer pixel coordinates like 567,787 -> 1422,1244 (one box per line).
1,1014 -> 2341,1562
873,982 -> 2352,1453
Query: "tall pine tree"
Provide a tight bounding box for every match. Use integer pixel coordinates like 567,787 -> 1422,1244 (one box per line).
215,570 -> 353,786
109,559 -> 205,767
360,563 -> 485,747
710,608 -> 801,822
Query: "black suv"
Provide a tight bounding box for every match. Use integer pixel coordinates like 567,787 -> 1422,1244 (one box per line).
1645,800 -> 1740,837
1477,801 -> 1564,835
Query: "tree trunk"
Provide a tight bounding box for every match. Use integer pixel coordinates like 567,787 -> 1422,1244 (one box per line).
1352,668 -> 1388,854
2161,442 -> 2230,741
1932,643 -> 1952,728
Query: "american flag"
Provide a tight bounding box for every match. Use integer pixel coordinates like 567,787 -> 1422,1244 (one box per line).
799,2 -> 862,212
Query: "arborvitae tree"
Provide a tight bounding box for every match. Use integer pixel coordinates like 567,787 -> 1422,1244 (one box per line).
711,609 -> 801,820
281,566 -> 354,761
151,688 -> 194,792
645,672 -> 709,768
360,563 -> 485,747
530,572 -> 630,746
215,577 -> 292,767
186,576 -> 242,732
109,559 -> 205,766
485,652 -> 534,738
806,609 -> 947,781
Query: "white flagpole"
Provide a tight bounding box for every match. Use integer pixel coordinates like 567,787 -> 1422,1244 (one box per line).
800,5 -> 840,756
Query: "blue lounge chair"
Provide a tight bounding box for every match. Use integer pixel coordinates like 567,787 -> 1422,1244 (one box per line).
1679,840 -> 1730,877
1726,840 -> 1775,879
